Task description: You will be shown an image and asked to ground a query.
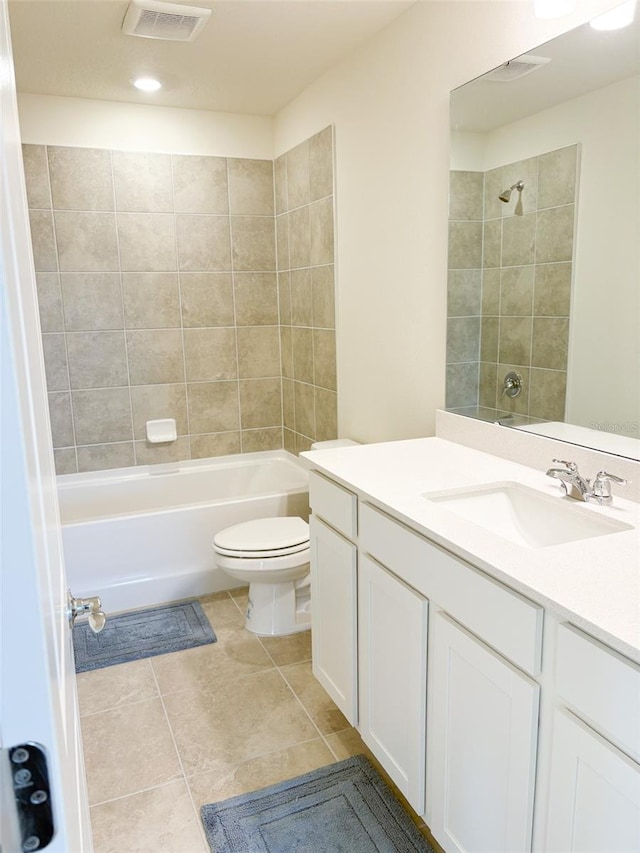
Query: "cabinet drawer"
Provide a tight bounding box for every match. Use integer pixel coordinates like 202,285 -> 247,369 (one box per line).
556,623 -> 640,762
309,470 -> 357,539
359,502 -> 543,677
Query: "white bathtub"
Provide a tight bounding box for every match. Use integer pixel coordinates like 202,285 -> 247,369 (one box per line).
58,450 -> 310,613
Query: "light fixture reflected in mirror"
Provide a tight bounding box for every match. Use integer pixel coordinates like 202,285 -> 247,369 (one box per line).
590,0 -> 636,30
534,0 -> 576,19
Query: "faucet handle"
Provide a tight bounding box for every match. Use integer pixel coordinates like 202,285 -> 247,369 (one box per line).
589,471 -> 629,505
552,458 -> 577,471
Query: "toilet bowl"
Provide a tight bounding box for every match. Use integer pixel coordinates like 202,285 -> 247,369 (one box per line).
213,439 -> 360,637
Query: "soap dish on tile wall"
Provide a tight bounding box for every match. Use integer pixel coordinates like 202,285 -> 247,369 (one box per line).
146,419 -> 177,443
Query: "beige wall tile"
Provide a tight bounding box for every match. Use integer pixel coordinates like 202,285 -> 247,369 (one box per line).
276,214 -> 290,271
234,272 -> 278,325
190,431 -> 241,459
481,269 -> 500,315
529,368 -> 567,420
447,269 -> 481,318
172,154 -> 229,215
288,206 -> 311,269
311,265 -> 335,328
295,433 -> 313,453
36,273 -> 64,332
313,328 -> 336,391
135,436 -> 191,465
77,659 -> 157,717
241,428 -> 283,453
53,448 -> 77,475
76,442 -> 135,473
274,154 -> 288,215
314,387 -> 337,440
283,428 -> 296,453
72,388 -> 133,444
187,381 -> 239,433
228,158 -> 274,215
282,378 -> 295,429
532,317 -> 569,370
239,378 -> 282,428
80,698 -> 181,804
61,273 -> 124,331
445,363 -> 479,409
449,221 -> 482,269
48,392 -> 74,447
447,317 -> 480,363
501,157 -> 538,216
480,317 -> 499,363
500,265 -> 534,316
22,144 -> 51,208
538,145 -> 577,210
55,211 -> 119,272
310,196 -> 334,266
29,210 -> 58,271
176,214 -> 231,272
309,126 -> 333,202
498,316 -> 532,366
496,364 -> 530,416
535,206 -> 575,264
48,146 -> 113,211
180,273 -> 234,327
449,170 -> 484,221
112,151 -> 172,213
287,140 -> 310,210
184,327 -> 237,381
126,329 -> 185,385
502,212 -> 535,267
122,272 -> 180,329
533,263 -> 572,316
479,362 -> 498,409
483,168 -> 503,221
117,213 -> 177,272
90,781 -> 208,853
237,326 -> 280,378
231,216 -> 276,271
280,325 -> 293,380
290,268 -> 313,326
130,384 -> 188,439
292,327 -> 313,384
66,331 -> 128,389
294,381 -> 314,437
278,271 -> 292,326
481,220 -> 500,269
41,333 -> 69,391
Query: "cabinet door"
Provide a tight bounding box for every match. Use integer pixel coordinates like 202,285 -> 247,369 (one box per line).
428,611 -> 539,853
309,515 -> 358,724
359,555 -> 428,813
544,709 -> 640,852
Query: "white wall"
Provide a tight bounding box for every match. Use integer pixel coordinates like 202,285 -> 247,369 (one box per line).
17,93 -> 274,158
274,0 -> 623,443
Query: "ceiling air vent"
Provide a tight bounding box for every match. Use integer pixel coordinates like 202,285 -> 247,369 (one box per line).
122,0 -> 212,42
482,55 -> 551,83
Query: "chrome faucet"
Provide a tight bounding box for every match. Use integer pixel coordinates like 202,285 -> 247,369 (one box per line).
545,459 -> 628,505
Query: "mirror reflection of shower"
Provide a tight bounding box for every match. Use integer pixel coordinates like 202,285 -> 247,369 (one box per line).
499,180 -> 525,215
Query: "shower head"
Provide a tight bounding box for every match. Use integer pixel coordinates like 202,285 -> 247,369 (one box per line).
499,180 -> 525,203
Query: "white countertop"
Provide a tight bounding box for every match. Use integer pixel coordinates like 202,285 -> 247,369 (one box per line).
302,437 -> 640,664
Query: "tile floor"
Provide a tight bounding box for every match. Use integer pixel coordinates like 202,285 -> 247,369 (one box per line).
77,589 -> 442,852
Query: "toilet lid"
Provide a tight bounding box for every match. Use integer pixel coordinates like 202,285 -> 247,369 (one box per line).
213,517 -> 310,558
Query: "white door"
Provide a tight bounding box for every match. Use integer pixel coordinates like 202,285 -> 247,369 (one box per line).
544,709 -> 640,852
428,611 -> 539,853
309,515 -> 358,724
358,555 -> 428,813
0,1 -> 92,850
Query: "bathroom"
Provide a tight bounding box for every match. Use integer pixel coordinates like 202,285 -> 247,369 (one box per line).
1,0 -> 638,851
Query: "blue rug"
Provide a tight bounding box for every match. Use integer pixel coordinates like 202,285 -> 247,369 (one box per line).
73,600 -> 216,673
200,755 -> 435,853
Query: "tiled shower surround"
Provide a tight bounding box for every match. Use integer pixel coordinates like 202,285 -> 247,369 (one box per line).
23,127 -> 336,473
446,144 -> 577,423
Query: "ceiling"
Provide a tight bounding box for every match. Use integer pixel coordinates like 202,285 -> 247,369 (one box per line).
8,0 -> 413,115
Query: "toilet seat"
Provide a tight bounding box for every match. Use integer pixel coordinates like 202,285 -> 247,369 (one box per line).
213,517 -> 309,559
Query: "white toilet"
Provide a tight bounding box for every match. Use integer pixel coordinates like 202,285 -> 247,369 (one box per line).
213,439 -> 358,636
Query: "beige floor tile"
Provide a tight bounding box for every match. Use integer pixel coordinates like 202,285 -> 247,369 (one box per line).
76,659 -> 158,717
280,660 -> 349,735
90,781 -> 208,853
151,625 -> 273,695
199,591 -> 245,630
163,669 -> 318,777
188,738 -> 334,807
81,698 -> 182,805
258,628 -> 312,666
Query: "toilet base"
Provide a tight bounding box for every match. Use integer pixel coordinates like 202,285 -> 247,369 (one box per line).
244,577 -> 311,637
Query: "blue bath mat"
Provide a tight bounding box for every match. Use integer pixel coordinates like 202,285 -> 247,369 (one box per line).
200,755 -> 434,853
73,600 -> 216,673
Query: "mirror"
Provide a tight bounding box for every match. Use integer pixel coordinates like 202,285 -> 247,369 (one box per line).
447,16 -> 640,460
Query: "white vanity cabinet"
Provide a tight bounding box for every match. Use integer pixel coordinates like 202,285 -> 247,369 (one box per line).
309,472 -> 358,724
358,554 -> 428,812
543,623 -> 640,852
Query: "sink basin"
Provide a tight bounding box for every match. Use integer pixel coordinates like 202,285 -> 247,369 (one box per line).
423,481 -> 633,549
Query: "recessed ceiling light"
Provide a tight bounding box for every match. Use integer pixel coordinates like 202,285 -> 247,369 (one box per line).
132,76 -> 162,92
590,0 -> 636,30
534,0 -> 576,18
